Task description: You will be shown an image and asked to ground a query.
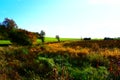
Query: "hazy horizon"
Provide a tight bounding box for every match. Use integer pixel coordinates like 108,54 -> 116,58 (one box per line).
0,0 -> 120,38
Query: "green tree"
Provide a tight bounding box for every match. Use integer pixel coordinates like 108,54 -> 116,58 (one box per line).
40,30 -> 45,43
0,22 -> 9,39
2,18 -> 18,30
56,35 -> 60,42
0,18 -> 18,39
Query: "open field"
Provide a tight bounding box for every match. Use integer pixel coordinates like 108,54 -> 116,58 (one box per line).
0,40 -> 12,46
0,40 -> 120,79
0,37 -> 106,45
0,37 -> 80,45
37,37 -> 80,43
0,40 -> 12,44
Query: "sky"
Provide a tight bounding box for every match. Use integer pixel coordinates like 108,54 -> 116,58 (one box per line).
0,0 -> 120,38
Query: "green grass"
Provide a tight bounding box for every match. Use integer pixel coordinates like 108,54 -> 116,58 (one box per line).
0,37 -> 80,45
37,37 -> 80,43
0,40 -> 12,45
46,37 -> 79,41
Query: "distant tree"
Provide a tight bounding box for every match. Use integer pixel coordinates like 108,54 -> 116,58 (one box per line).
40,30 -> 45,43
56,35 -> 60,42
0,18 -> 18,40
2,18 -> 18,30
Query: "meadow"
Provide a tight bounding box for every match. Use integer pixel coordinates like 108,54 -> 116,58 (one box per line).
0,38 -> 120,80
0,37 -> 79,44
37,37 -> 80,44
0,40 -> 12,44
0,40 -> 12,46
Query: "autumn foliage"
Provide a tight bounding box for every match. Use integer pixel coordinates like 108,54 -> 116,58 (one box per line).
1,18 -> 120,79
0,18 -> 37,45
1,40 -> 120,79
9,29 -> 37,45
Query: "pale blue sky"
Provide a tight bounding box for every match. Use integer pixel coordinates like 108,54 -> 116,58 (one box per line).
0,0 -> 120,38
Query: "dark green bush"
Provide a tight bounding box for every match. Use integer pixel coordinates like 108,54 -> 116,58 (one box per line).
87,53 -> 110,68
34,56 -> 55,75
9,29 -> 37,45
67,66 -> 109,80
0,25 -> 9,40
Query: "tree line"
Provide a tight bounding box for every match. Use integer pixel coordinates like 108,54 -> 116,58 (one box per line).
0,18 -> 41,45
0,18 -> 61,45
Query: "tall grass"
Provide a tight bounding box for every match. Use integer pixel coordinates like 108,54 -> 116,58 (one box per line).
0,40 -> 120,79
37,37 -> 80,43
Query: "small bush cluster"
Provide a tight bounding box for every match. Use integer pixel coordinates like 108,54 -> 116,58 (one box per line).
0,18 -> 37,45
9,29 -> 37,45
0,25 -> 9,40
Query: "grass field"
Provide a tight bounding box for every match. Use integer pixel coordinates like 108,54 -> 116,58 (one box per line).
37,37 -> 80,43
0,39 -> 120,79
1,38 -> 120,79
0,40 -> 12,45
0,37 -> 80,45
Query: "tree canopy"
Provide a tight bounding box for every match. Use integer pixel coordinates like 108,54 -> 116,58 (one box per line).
0,18 -> 37,45
2,18 -> 18,30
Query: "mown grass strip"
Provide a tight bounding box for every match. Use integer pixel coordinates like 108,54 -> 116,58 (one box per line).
0,40 -> 12,46
37,37 -> 80,43
0,37 -> 80,45
0,40 -> 12,44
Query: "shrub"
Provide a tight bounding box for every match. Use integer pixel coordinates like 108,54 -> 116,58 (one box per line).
34,56 -> 55,75
9,29 -> 37,45
87,53 -> 110,68
67,66 -> 109,80
0,25 -> 9,40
